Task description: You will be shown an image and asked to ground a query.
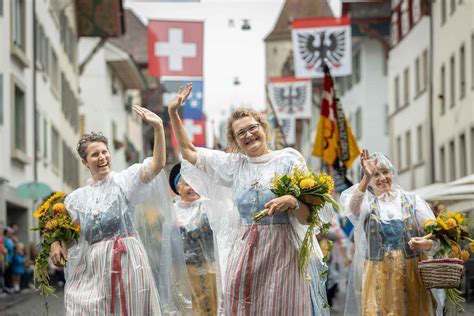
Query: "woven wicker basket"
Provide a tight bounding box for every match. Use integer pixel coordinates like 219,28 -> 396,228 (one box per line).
418,258 -> 464,289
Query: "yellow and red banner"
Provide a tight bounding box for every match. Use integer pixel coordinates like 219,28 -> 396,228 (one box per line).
312,68 -> 359,169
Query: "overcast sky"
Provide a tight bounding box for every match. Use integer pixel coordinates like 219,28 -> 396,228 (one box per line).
125,0 -> 285,128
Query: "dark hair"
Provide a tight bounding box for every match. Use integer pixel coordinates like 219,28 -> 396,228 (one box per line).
169,163 -> 182,195
226,108 -> 269,153
76,132 -> 108,160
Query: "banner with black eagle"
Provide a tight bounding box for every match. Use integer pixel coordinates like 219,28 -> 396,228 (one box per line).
292,16 -> 351,78
312,66 -> 359,171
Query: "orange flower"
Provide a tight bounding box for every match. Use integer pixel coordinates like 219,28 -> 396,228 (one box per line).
52,203 -> 66,215
44,219 -> 59,231
461,250 -> 470,262
445,218 -> 457,230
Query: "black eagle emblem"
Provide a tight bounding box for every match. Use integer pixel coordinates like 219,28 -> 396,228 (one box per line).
273,85 -> 307,114
297,29 -> 346,71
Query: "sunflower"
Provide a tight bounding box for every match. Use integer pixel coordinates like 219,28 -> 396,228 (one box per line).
52,203 -> 66,215
318,174 -> 334,193
300,178 -> 317,190
437,217 -> 448,230
445,218 -> 457,230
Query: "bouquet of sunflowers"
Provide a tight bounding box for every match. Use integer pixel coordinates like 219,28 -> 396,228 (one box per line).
32,192 -> 80,296
252,165 -> 339,274
419,210 -> 473,312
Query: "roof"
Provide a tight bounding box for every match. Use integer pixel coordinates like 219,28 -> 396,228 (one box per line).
265,0 -> 334,42
109,9 -> 148,65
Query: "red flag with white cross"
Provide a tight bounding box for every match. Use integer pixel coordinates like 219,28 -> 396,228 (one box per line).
147,20 -> 204,77
171,117 -> 207,147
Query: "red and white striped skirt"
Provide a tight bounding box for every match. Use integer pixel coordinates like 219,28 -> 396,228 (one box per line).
224,224 -> 313,315
64,236 -> 161,316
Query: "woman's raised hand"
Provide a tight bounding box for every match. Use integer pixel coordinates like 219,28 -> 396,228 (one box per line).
360,149 -> 378,179
168,83 -> 193,112
133,105 -> 163,129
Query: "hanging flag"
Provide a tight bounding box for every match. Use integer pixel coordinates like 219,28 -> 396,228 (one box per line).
162,80 -> 204,120
312,66 -> 359,169
268,77 -> 312,119
292,16 -> 351,78
147,20 -> 204,77
279,117 -> 296,145
171,117 -> 206,147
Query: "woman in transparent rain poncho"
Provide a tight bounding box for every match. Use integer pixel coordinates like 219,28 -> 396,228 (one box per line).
341,149 -> 438,316
50,106 -> 191,315
169,162 -> 218,315
169,83 -> 330,315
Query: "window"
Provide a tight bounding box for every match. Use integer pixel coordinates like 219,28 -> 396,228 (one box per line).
441,0 -> 447,25
384,104 -> 389,135
472,34 -> 474,89
347,74 -> 352,90
60,12 -> 77,66
450,55 -> 455,107
471,127 -> 474,173
459,133 -> 466,177
12,0 -> 26,50
412,0 -> 421,23
354,50 -> 361,83
415,57 -> 420,95
51,126 -> 60,169
63,142 -> 79,188
79,114 -> 85,136
449,140 -> 455,180
403,68 -> 409,105
460,44 -> 466,99
35,110 -> 41,157
395,75 -> 400,109
0,0 -> 3,16
397,136 -> 402,170
422,49 -> 428,91
450,0 -> 456,15
43,118 -> 48,161
339,78 -> 346,96
61,73 -> 79,130
0,74 -> 3,125
391,12 -> 399,46
406,130 -> 411,168
440,146 -> 446,182
13,84 -> 26,152
401,0 -> 410,36
417,125 -> 423,162
51,50 -> 59,94
440,65 -> 446,114
355,107 -> 362,139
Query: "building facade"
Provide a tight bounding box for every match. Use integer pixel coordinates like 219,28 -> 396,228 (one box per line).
78,38 -> 145,183
388,0 -> 432,190
0,0 -> 80,244
431,0 -> 474,183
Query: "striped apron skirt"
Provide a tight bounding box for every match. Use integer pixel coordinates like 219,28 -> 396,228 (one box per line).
224,223 -> 320,315
64,236 -> 161,316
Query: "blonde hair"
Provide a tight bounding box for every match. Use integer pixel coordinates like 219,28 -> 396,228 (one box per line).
226,108 -> 269,153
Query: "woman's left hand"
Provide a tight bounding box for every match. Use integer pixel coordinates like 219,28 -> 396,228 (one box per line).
408,237 -> 433,251
264,195 -> 298,216
133,105 -> 163,129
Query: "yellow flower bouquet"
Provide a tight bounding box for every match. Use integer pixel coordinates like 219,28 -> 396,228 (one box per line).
32,192 -> 80,296
419,210 -> 473,312
252,165 -> 339,274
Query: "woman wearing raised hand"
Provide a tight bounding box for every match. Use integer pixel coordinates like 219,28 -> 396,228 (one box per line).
50,106 -> 185,315
169,83 -> 329,315
341,149 -> 437,316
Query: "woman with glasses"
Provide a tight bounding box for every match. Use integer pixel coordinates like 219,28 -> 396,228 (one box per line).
168,84 -> 329,315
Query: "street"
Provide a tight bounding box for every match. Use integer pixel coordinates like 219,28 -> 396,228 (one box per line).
2,288 -> 474,315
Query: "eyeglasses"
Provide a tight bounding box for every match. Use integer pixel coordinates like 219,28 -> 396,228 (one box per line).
235,123 -> 260,140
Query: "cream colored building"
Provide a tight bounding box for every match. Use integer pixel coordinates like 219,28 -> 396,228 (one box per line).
431,0 -> 474,184
388,0 -> 432,190
78,39 -> 146,183
0,1 -> 80,244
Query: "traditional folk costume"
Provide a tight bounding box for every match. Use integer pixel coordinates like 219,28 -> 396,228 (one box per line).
64,159 -> 191,315
340,153 -> 437,316
182,147 -> 330,315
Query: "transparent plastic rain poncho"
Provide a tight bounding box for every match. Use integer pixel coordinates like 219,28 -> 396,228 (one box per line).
181,147 -> 330,315
340,152 -> 438,316
172,195 -> 219,315
64,158 -> 192,316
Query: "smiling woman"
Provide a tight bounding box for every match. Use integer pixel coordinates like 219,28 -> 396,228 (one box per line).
47,105 -> 189,315
169,83 -> 330,315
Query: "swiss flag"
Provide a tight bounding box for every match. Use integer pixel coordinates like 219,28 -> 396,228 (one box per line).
148,20 -> 204,77
171,117 -> 206,148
